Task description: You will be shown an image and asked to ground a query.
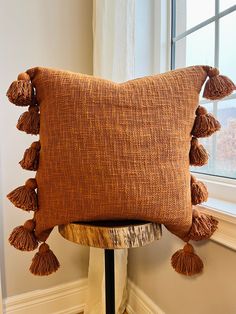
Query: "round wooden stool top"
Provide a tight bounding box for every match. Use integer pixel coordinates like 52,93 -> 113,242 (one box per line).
58,220 -> 162,249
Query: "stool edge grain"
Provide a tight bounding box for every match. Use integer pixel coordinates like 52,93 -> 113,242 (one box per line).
58,221 -> 162,249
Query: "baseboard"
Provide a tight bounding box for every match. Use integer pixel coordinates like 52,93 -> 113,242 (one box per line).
3,278 -> 87,314
3,278 -> 164,314
126,280 -> 165,314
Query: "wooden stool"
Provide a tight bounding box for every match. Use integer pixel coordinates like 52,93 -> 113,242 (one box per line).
59,220 -> 162,314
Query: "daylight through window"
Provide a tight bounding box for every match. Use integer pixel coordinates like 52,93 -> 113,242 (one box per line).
171,0 -> 236,180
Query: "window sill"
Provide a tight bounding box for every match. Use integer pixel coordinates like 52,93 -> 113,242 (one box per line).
198,198 -> 236,251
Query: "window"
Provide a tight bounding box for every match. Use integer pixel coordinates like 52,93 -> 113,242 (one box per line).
171,0 -> 236,181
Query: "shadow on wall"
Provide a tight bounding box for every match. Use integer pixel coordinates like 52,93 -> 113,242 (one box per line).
128,228 -> 236,314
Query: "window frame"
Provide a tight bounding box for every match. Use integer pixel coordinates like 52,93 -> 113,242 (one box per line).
171,0 -> 236,187
171,1 -> 236,69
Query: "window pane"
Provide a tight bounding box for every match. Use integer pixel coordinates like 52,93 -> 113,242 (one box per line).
173,2 -> 236,180
216,99 -> 236,178
192,99 -> 236,179
176,0 -> 215,35
220,0 -> 236,12
219,11 -> 236,83
175,23 -> 215,68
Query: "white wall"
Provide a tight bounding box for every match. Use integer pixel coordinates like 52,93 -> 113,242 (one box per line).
128,229 -> 236,314
0,0 -> 93,298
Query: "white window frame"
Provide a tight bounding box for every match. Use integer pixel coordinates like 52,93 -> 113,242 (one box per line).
148,0 -> 236,249
171,0 -> 236,185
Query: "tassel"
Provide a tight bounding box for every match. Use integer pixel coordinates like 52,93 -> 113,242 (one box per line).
203,66 -> 235,100
171,243 -> 203,276
191,175 -> 208,205
191,106 -> 221,138
187,208 -> 218,241
9,219 -> 38,251
19,141 -> 41,171
189,137 -> 208,166
7,178 -> 38,211
29,243 -> 60,276
6,72 -> 34,106
17,105 -> 40,135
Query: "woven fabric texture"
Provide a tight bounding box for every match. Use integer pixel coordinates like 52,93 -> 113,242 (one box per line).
26,66 -> 207,240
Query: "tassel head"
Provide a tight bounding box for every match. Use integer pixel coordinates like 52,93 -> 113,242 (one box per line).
196,106 -> 207,115
171,243 -> 203,276
31,141 -> 41,150
25,178 -> 38,189
29,243 -> 60,276
18,72 -> 31,81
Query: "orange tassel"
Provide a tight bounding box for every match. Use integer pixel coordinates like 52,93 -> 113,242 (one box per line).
17,105 -> 40,135
171,243 -> 203,276
191,106 -> 221,138
7,178 -> 38,211
19,141 -> 41,171
6,72 -> 34,106
189,137 -> 208,166
29,243 -> 60,276
203,66 -> 235,100
191,175 -> 208,205
9,219 -> 38,251
187,208 -> 218,241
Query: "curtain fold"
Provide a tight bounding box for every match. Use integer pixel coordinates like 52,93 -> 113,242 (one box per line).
84,1 -> 135,313
93,0 -> 135,82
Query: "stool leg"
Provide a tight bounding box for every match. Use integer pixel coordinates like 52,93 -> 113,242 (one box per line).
105,249 -> 115,314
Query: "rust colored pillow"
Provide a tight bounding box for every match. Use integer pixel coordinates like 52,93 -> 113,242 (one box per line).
6,66 -> 235,276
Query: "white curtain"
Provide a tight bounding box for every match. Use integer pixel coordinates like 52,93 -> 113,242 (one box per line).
93,0 -> 135,82
84,1 -> 135,313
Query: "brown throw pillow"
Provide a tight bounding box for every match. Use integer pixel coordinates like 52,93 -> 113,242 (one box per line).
6,66 -> 235,276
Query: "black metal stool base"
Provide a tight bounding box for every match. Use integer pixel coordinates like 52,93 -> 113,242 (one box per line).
105,249 -> 115,314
